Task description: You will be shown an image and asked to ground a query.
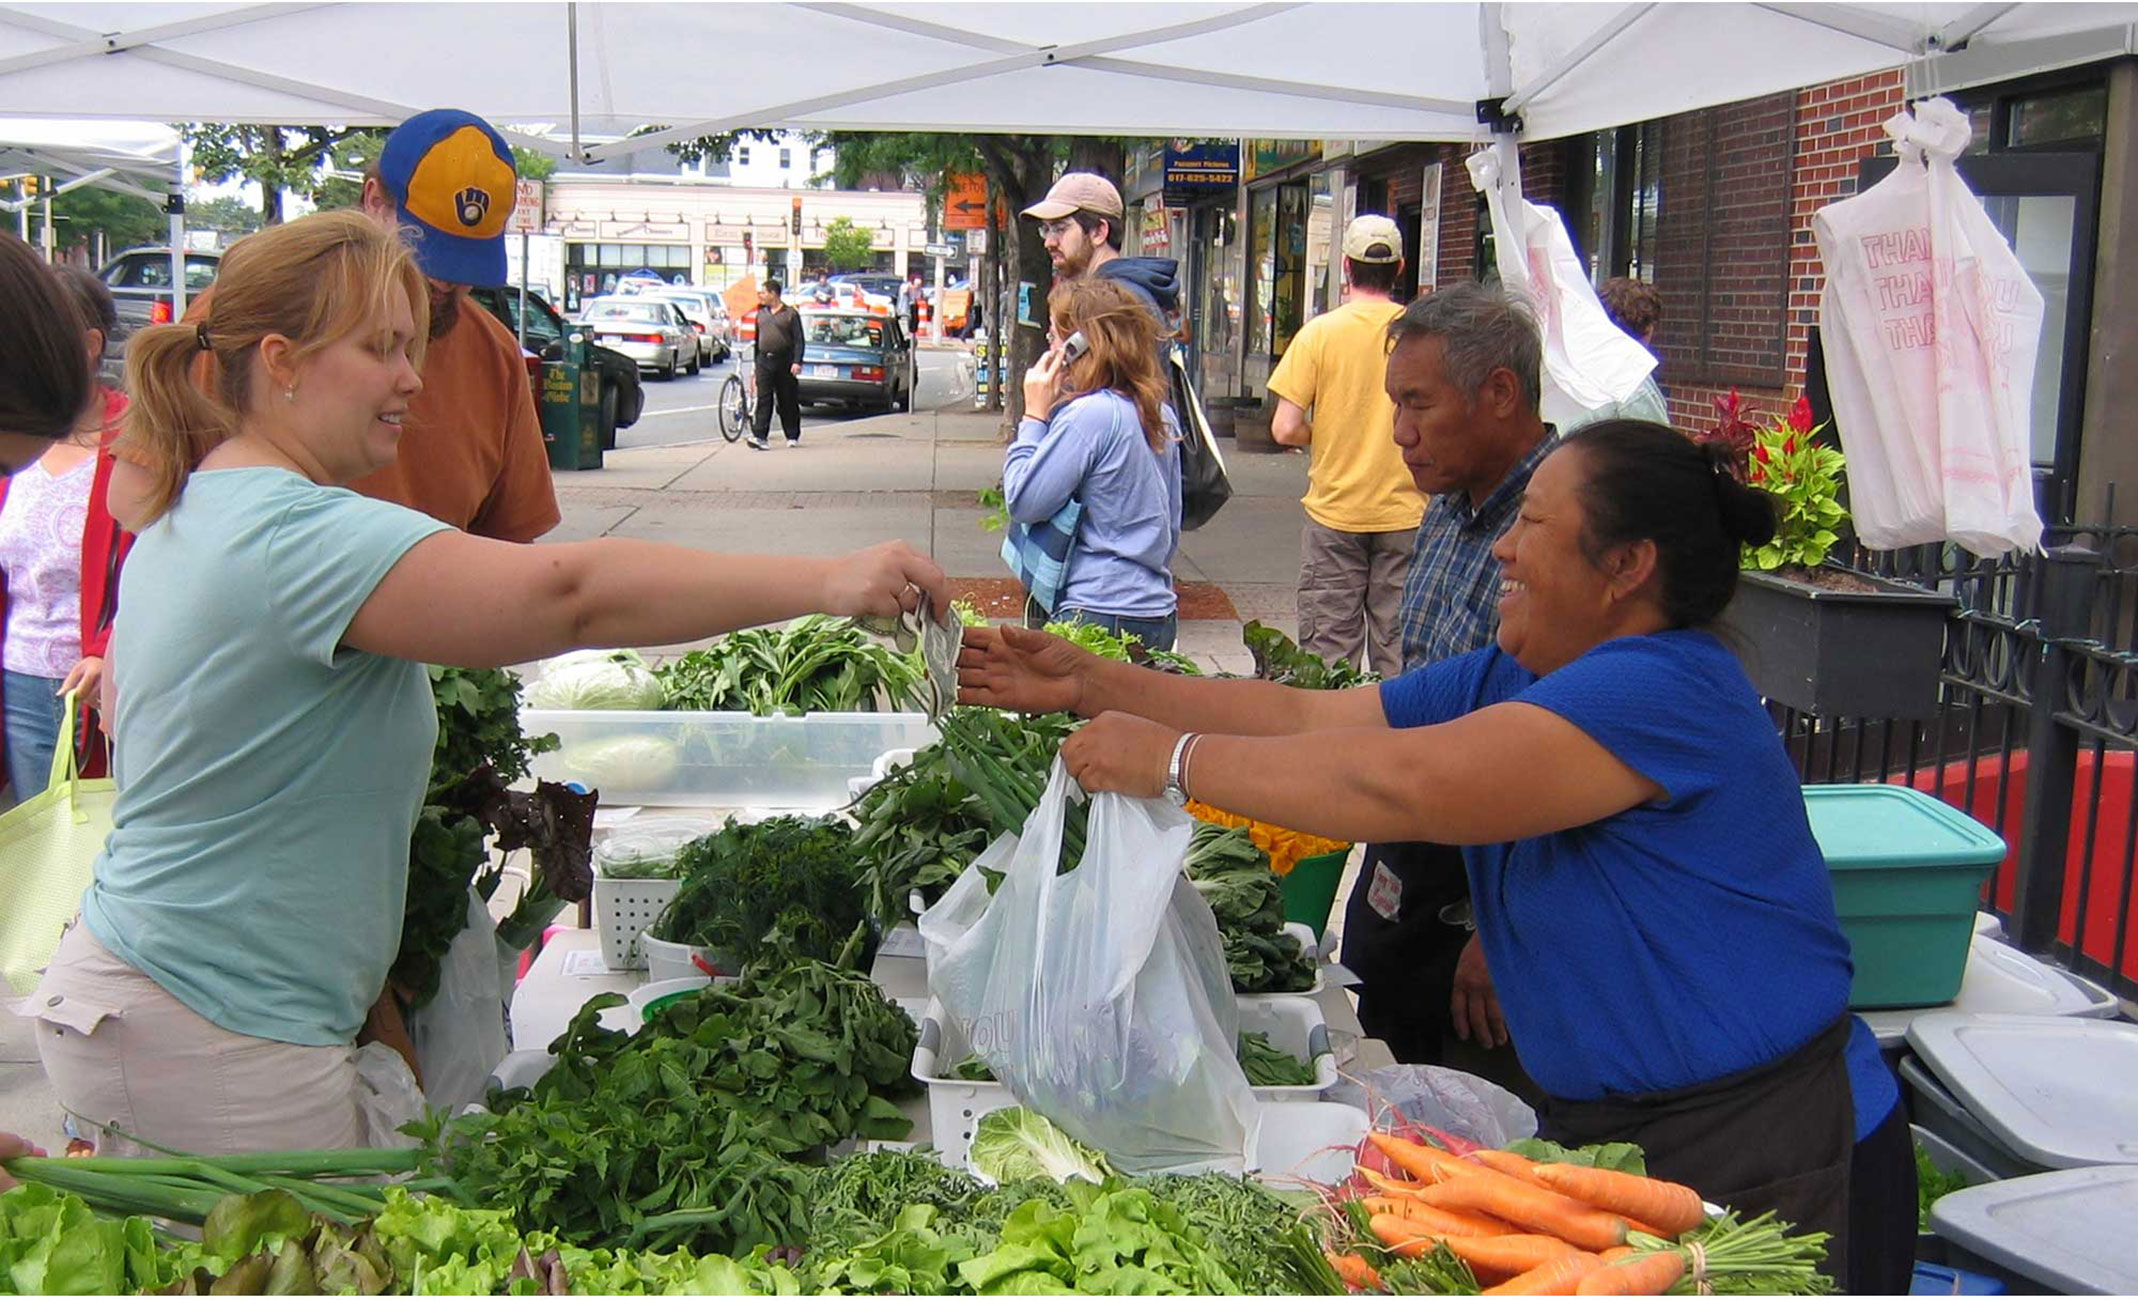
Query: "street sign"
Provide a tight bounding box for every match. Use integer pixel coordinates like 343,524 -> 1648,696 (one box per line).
966,227 -> 988,255
506,178 -> 544,234
924,241 -> 958,259
943,172 -> 988,231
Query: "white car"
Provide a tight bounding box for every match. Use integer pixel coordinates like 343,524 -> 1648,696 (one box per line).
579,297 -> 699,379
646,288 -> 733,365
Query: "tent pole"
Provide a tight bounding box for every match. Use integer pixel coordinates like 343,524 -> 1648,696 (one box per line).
1478,1 -> 1525,245
169,151 -> 187,319
567,2 -> 582,162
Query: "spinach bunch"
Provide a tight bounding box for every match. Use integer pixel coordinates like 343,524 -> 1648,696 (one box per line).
648,816 -> 865,968
1242,620 -> 1378,689
1235,1031 -> 1317,1087
655,615 -> 924,714
1185,823 -> 1316,994
848,743 -> 996,928
424,958 -> 918,1256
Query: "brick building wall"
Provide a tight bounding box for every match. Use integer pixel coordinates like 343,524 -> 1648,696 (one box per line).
1664,70 -> 1906,434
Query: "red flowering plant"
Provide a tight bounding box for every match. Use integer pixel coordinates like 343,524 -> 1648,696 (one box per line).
1696,391 -> 1847,571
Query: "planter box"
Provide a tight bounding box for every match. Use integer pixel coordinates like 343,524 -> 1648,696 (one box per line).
1725,567 -> 1954,719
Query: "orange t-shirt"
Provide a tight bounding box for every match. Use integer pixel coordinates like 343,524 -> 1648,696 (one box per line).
178,287 -> 561,543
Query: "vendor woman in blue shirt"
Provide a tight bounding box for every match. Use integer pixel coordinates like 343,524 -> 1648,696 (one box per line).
958,419 -> 1914,1293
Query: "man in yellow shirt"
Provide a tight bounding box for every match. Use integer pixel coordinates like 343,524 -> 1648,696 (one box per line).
1267,216 -> 1425,677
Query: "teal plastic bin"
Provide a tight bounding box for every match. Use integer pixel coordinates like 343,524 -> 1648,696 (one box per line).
1803,785 -> 2006,1010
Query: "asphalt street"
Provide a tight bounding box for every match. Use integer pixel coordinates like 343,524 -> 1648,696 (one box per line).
614,347 -> 973,450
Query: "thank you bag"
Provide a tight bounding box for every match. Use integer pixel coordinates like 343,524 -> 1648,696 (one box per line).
1813,97 -> 2043,557
920,758 -> 1258,1172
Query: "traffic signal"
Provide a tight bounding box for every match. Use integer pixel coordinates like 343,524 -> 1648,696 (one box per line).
790,196 -> 802,236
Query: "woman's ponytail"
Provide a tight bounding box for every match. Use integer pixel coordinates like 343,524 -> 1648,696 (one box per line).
121,323 -> 235,524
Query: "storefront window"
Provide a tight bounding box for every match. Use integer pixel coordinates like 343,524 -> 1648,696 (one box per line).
1273,182 -> 1309,353
2007,85 -> 2108,148
1191,204 -> 1242,402
1981,193 -> 2079,464
1305,171 -> 1337,321
1249,186 -> 1277,360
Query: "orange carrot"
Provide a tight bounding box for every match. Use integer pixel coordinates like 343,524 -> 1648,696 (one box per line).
1366,1131 -> 1471,1183
1420,1172 -> 1633,1253
1362,1196 -> 1424,1218
1528,1164 -> 1708,1238
1467,1148 -> 1544,1180
1483,1251 -> 1607,1295
1439,1234 -> 1586,1279
1360,1167 -> 1435,1197
1598,1246 -> 1636,1263
1326,1250 -> 1384,1292
1375,1202 -> 1522,1239
1574,1250 -> 1688,1295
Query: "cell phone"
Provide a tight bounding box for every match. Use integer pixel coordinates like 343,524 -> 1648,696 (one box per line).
1060,330 -> 1090,363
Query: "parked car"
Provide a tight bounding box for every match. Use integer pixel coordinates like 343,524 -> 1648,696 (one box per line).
829,273 -> 906,310
577,296 -> 698,379
96,245 -> 222,386
644,287 -> 732,365
795,307 -> 914,413
469,286 -> 644,451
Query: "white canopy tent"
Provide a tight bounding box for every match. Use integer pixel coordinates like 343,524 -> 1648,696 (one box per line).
0,116 -> 178,208
0,3 -> 2132,153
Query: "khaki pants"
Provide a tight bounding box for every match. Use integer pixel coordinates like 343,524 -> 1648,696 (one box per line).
30,924 -> 366,1155
1297,519 -> 1416,679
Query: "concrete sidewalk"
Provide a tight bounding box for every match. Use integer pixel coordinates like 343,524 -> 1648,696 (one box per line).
547,405 -> 1314,675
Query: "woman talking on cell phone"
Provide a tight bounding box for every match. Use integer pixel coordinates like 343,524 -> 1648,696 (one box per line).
1004,277 -> 1183,651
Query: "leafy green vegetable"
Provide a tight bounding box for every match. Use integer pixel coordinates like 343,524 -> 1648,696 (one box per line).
1502,1138 -> 1648,1176
421,957 -> 918,1257
1135,1174 -> 1342,1296
1043,619 -> 1203,675
559,734 -> 682,791
1242,620 -> 1377,689
1379,1245 -> 1483,1295
1236,1031 -> 1317,1087
0,1183 -> 177,1296
946,1055 -> 997,1082
1185,823 -> 1316,994
968,1109 -> 1112,1186
525,648 -> 666,711
650,815 -> 867,968
655,616 -> 923,714
1914,1141 -> 1972,1231
956,1183 -> 1240,1295
848,738 -> 998,928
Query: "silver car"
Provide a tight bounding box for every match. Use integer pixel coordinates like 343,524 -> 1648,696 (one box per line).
579,297 -> 699,379
647,288 -> 732,365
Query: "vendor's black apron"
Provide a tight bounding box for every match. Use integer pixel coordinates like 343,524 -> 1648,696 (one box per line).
1537,1015 -> 1856,1287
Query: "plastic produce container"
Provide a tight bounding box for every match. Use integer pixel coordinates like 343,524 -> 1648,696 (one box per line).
640,931 -> 738,983
1929,1165 -> 2138,1295
1909,1262 -> 2008,1295
1859,934 -> 2120,1049
1234,996 -> 1338,1101
1898,1055 -> 2044,1181
589,815 -> 725,969
1802,785 -> 2007,1008
1244,1101 -> 1372,1185
1905,1012 -> 2138,1171
524,709 -> 937,809
1280,847 -> 1351,934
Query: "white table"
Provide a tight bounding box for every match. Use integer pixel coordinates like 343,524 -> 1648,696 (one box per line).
506,926 -> 1396,1146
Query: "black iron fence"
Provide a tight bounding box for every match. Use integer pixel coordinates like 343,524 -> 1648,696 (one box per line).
1774,514 -> 2138,1006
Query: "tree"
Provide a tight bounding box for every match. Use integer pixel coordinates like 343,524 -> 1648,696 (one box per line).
511,147 -> 557,182
187,194 -> 264,239
47,187 -> 164,257
821,215 -> 874,271
180,123 -> 374,224
312,130 -> 388,211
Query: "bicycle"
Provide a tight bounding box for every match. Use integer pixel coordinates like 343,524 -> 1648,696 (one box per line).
717,343 -> 755,442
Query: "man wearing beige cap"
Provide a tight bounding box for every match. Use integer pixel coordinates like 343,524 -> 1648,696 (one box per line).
1023,172 -> 1181,340
1265,214 -> 1423,677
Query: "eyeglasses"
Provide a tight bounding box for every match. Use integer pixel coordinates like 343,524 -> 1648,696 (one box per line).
1038,218 -> 1076,239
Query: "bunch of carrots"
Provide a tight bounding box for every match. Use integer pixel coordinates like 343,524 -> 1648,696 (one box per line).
1183,799 -> 1348,877
1320,1134 -> 1829,1296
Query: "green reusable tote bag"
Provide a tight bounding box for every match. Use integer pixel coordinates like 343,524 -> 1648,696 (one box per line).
0,695 -> 116,994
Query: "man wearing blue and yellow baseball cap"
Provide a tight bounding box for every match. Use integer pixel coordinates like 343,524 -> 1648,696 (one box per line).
135,109 -> 559,544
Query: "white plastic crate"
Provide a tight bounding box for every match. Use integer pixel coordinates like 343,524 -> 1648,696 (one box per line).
524,709 -> 937,809
591,875 -> 679,970
912,995 -> 1338,1167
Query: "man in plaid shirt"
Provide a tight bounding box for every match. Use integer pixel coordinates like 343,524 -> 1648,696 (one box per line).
1344,283 -> 1554,1082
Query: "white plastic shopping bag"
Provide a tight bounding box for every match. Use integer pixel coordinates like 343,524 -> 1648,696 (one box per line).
920,758 -> 1258,1173
1813,97 -> 2044,557
1467,146 -> 1658,429
407,889 -> 510,1114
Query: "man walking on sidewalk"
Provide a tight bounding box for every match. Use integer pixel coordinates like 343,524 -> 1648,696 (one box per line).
1022,173 -> 1181,343
750,279 -> 806,449
1266,215 -> 1424,677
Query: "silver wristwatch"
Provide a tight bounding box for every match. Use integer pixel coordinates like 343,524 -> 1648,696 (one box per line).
1164,732 -> 1198,807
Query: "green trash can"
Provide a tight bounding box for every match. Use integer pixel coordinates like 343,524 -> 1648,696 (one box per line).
540,334 -> 603,472
1803,785 -> 2007,1009
1280,846 -> 1352,936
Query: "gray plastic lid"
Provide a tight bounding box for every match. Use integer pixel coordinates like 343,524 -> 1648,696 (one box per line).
1862,937 -> 2118,1047
1906,1012 -> 2138,1169
1929,1165 -> 2138,1294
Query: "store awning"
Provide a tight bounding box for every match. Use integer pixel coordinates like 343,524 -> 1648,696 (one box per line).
0,3 -> 2132,155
